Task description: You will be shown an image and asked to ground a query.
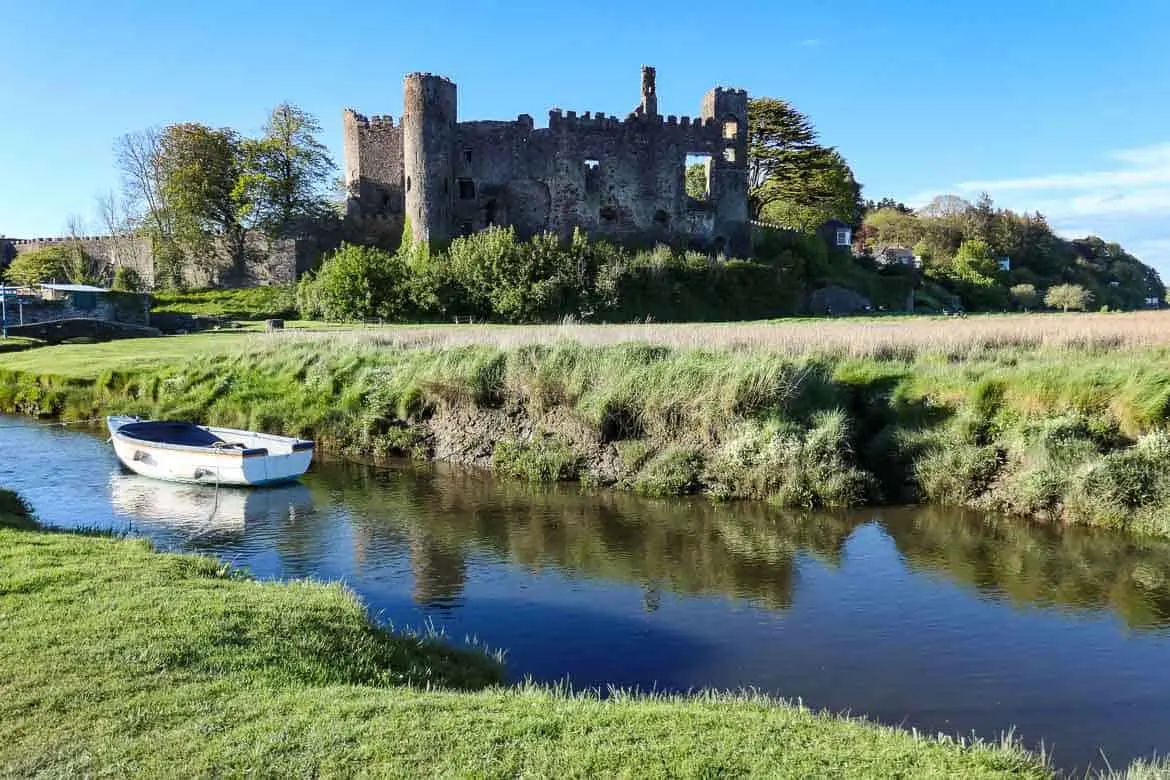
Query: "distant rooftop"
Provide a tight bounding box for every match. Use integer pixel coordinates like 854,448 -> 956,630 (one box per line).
39,283 -> 110,293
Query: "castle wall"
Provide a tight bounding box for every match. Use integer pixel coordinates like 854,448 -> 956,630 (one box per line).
11,236 -> 155,288
9,233 -> 306,290
345,66 -> 751,255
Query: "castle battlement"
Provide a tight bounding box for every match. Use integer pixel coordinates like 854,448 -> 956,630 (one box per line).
345,109 -> 396,128
548,108 -> 725,133
404,71 -> 454,85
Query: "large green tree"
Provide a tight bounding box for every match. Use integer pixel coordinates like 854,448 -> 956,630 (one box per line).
3,246 -> 70,286
239,103 -> 335,237
747,98 -> 862,229
157,122 -> 247,273
759,149 -> 862,231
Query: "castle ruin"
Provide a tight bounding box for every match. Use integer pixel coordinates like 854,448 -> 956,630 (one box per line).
343,66 -> 750,256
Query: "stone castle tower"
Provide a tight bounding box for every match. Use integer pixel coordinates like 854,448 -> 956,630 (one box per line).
344,66 -> 750,255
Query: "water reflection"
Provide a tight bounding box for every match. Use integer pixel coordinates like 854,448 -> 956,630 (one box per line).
6,412 -> 1170,773
311,462 -> 863,612
96,458 -> 1170,632
107,472 -> 314,550
883,507 -> 1170,630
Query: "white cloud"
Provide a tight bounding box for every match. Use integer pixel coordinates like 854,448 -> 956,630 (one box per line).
954,141 -> 1170,209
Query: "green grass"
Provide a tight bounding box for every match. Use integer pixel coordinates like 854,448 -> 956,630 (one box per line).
151,286 -> 297,320
8,330 -> 1170,534
0,490 -> 1053,777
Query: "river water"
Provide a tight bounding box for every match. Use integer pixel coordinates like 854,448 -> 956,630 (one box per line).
3,415 -> 1170,773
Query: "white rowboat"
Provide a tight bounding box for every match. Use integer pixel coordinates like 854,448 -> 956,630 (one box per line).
106,416 -> 314,487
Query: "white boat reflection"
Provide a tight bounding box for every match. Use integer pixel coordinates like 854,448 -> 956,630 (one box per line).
108,472 -> 314,543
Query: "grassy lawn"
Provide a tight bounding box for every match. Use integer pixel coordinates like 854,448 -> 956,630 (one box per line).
0,491 -> 1049,777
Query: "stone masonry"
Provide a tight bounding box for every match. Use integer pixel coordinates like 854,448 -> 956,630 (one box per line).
344,66 -> 751,256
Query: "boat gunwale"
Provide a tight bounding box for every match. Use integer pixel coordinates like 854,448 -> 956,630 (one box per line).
112,432 -> 270,458
109,419 -> 315,459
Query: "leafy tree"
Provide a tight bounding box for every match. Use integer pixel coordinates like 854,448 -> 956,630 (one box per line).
3,246 -> 70,286
760,149 -> 862,232
864,197 -> 913,214
863,207 -> 923,252
685,162 -> 707,200
952,239 -> 1000,279
1009,283 -> 1039,311
158,123 -> 246,270
1045,283 -> 1093,312
746,98 -> 824,220
296,243 -> 408,321
239,104 -> 336,237
111,266 -> 145,292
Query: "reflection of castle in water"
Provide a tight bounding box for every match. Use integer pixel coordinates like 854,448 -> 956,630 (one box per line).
408,534 -> 467,609
108,473 -> 314,544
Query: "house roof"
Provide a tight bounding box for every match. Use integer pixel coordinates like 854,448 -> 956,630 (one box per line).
881,246 -> 916,256
39,283 -> 110,293
820,218 -> 851,229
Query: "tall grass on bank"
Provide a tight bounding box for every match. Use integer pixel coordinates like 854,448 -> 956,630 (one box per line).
0,491 -> 1050,777
7,321 -> 1170,534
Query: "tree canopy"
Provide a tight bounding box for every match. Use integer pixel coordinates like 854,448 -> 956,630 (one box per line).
112,104 -> 336,289
746,98 -> 863,230
861,194 -> 1163,312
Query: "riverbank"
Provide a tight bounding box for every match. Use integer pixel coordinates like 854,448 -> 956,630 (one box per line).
4,315 -> 1170,534
0,489 -> 1050,777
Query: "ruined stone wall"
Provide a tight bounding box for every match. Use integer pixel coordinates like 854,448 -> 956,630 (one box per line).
10,233 -> 305,290
343,110 -> 405,222
345,66 -> 750,256
10,236 -> 155,288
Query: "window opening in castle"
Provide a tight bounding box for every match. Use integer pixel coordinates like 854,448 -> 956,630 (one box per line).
723,119 -> 739,140
583,159 -> 601,195
723,148 -> 737,163
685,154 -> 712,201
459,179 -> 476,200
484,200 -> 497,226
463,149 -> 472,165
406,176 -> 411,192
461,222 -> 474,237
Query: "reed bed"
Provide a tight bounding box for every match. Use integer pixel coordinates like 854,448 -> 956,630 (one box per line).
266,311 -> 1170,358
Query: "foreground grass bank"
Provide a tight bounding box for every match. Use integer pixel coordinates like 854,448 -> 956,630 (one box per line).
0,491 -> 1047,777
6,314 -> 1170,534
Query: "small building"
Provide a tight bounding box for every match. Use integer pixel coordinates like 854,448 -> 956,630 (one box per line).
817,218 -> 853,250
39,283 -> 111,312
876,246 -> 921,268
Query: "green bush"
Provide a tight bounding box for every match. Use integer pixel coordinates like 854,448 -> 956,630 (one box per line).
492,435 -> 581,482
111,266 -> 145,293
296,243 -> 410,321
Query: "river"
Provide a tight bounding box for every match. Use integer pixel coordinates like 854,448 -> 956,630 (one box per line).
3,415 -> 1169,774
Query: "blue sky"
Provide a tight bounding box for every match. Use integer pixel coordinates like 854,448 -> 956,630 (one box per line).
3,0 -> 1169,274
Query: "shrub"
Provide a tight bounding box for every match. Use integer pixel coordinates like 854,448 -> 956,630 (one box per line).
492,435 -> 581,482
111,266 -> 145,293
296,243 -> 409,321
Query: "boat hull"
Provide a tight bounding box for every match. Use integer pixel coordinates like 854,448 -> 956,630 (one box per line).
107,417 -> 313,487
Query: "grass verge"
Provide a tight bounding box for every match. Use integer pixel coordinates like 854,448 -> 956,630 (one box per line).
0,489 -> 1052,777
